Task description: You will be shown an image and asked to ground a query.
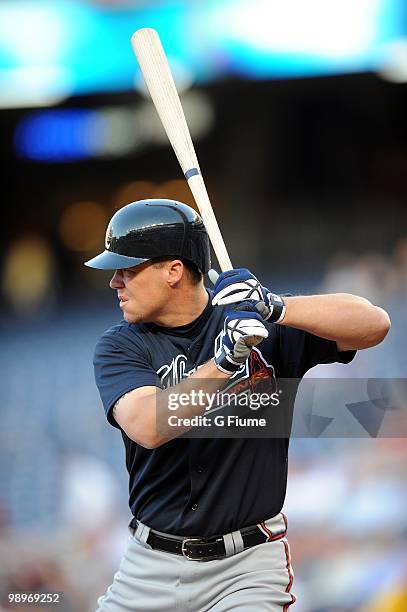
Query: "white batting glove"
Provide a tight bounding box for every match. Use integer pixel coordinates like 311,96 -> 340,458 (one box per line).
214,308 -> 269,374
212,268 -> 286,323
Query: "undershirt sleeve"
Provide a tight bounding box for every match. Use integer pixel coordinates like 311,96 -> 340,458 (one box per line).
94,329 -> 162,428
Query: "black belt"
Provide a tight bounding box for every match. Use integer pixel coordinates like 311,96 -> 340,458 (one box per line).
130,518 -> 286,561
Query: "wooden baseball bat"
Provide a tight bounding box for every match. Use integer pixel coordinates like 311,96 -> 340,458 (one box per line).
131,28 -> 263,346
131,27 -> 232,272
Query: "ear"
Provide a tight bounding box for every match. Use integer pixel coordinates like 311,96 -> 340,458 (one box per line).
166,260 -> 184,286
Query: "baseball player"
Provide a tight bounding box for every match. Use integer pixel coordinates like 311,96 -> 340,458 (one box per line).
86,198 -> 390,611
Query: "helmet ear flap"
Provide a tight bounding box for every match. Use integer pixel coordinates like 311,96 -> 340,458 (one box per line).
84,199 -> 211,273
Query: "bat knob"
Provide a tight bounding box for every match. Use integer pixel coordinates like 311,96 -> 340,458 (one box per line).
208,269 -> 219,285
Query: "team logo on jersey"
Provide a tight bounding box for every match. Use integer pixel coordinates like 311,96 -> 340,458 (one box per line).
156,340 -> 276,398
157,354 -> 191,388
226,347 -> 277,397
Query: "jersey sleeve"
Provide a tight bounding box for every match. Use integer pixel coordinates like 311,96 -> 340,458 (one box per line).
93,326 -> 162,428
274,325 -> 356,378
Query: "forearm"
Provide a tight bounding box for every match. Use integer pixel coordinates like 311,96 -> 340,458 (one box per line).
281,293 -> 391,349
129,359 -> 230,447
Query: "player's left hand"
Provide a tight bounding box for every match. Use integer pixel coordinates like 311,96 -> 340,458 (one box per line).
212,268 -> 286,323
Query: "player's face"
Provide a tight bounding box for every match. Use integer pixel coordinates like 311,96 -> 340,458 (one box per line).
109,262 -> 169,323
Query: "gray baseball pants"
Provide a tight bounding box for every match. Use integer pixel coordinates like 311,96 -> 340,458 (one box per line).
96,513 -> 296,611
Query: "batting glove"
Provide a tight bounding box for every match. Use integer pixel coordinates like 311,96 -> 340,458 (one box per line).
212,268 -> 286,324
214,308 -> 269,374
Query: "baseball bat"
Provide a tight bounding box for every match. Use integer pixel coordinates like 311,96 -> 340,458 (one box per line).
131,28 -> 263,346
131,28 -> 232,272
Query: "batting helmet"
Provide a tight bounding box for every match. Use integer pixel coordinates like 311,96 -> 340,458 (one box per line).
84,199 -> 211,273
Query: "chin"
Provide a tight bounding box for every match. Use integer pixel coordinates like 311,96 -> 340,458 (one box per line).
123,311 -> 144,324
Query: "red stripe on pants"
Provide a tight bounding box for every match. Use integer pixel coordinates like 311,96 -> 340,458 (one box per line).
283,539 -> 296,611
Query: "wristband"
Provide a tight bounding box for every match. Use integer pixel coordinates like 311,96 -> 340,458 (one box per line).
214,351 -> 244,375
265,293 -> 286,324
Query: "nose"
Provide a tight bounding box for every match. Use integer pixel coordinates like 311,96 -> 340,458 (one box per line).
110,270 -> 124,289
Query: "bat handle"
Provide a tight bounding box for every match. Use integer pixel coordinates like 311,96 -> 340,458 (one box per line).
208,269 -> 265,348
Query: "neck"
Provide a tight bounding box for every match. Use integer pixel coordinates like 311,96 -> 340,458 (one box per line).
154,284 -> 209,327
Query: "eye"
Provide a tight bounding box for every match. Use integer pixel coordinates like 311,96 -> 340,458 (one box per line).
123,269 -> 136,280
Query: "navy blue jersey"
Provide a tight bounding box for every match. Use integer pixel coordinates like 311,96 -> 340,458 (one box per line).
94,291 -> 355,536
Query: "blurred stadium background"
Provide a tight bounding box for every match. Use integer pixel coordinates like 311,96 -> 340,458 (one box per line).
0,0 -> 406,610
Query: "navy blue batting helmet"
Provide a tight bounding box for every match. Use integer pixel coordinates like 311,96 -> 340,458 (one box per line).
84,199 -> 211,274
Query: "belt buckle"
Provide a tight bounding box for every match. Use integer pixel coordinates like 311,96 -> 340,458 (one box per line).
181,537 -> 205,561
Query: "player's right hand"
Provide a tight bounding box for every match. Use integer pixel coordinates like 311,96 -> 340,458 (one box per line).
214,307 -> 268,374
